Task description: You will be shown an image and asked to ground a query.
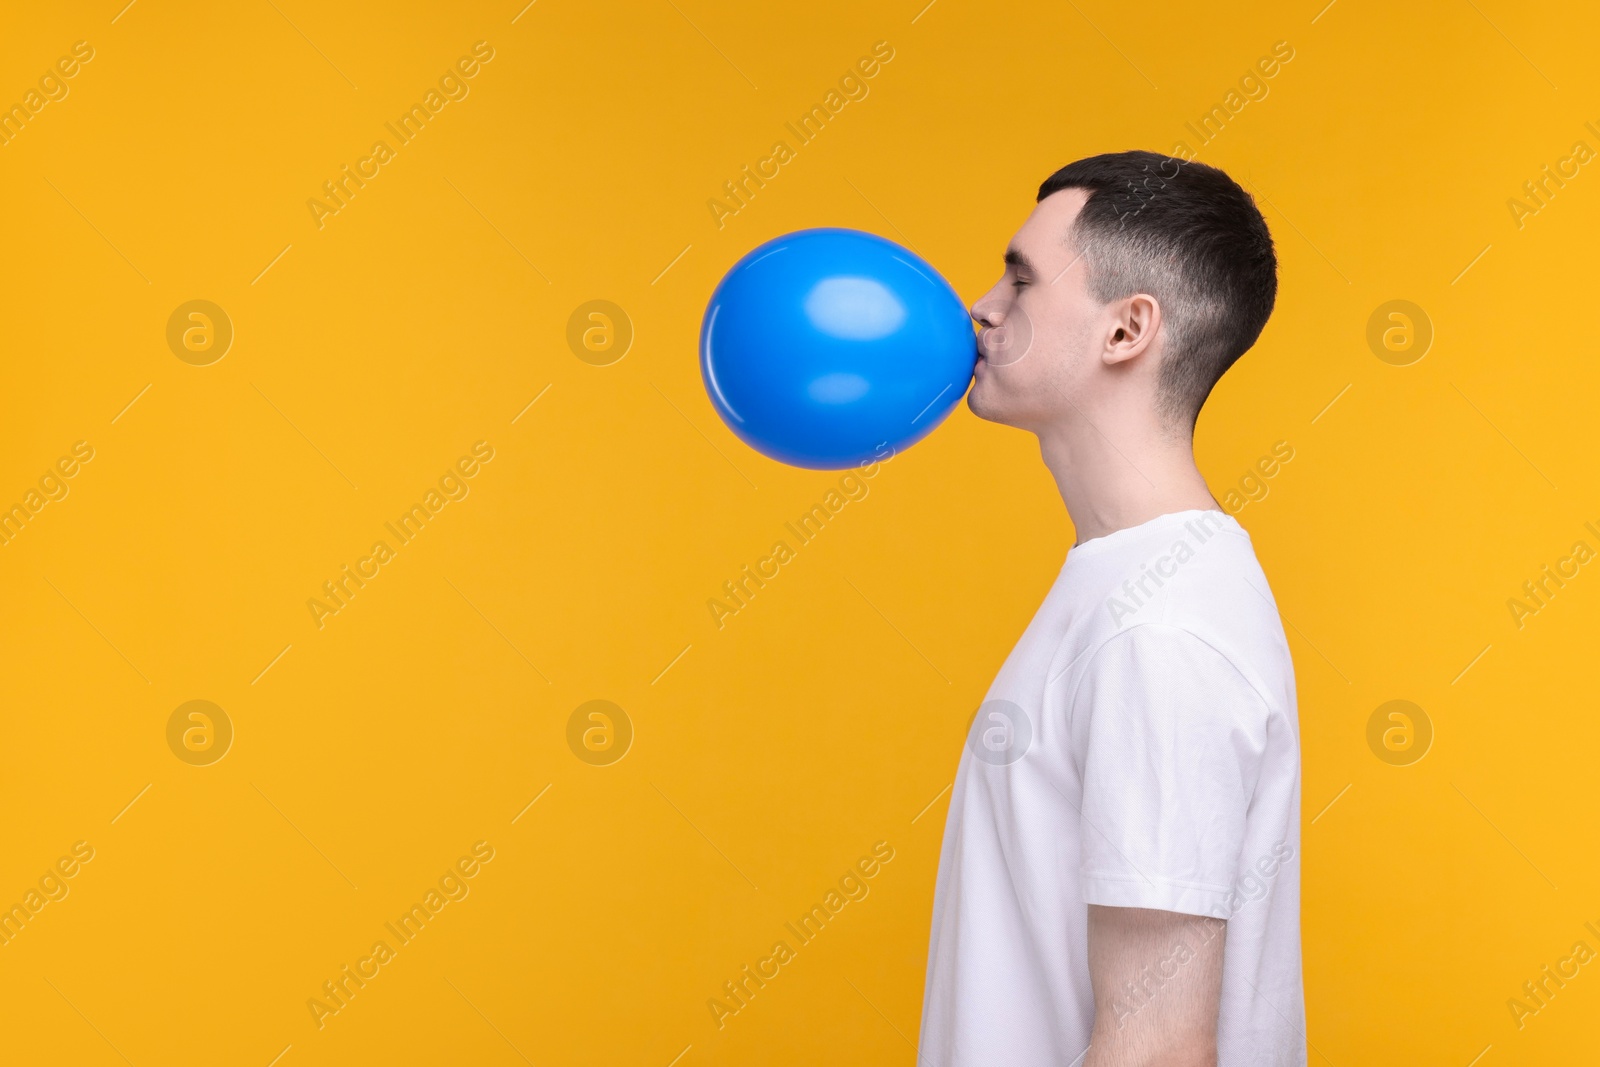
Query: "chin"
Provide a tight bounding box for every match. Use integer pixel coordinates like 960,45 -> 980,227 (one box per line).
965,384 -> 989,419
965,383 -> 1010,426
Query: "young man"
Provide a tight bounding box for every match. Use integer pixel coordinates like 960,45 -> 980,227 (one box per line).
919,152 -> 1304,1066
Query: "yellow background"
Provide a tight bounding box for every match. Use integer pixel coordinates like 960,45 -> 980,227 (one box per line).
2,0 -> 1596,1063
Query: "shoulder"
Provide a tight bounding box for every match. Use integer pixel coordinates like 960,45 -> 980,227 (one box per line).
1101,523 -> 1292,692
1047,511 -> 1295,713
1076,621 -> 1265,686
1066,622 -> 1277,726
1093,516 -> 1271,630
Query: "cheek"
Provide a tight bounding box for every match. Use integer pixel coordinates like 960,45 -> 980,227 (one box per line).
1025,307 -> 1086,378
990,332 -> 1067,408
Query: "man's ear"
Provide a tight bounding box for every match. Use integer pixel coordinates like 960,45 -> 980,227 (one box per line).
1102,293 -> 1161,367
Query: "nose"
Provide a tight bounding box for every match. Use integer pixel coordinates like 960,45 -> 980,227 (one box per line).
970,287 -> 1007,329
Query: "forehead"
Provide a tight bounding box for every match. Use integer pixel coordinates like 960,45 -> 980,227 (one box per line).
1008,188 -> 1087,269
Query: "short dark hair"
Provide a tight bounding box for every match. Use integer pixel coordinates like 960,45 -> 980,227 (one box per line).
1037,151 -> 1277,426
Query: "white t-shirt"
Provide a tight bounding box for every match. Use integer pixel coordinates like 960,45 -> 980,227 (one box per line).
920,508 -> 1305,1066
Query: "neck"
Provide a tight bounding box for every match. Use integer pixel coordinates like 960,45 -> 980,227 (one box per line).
1035,410 -> 1221,546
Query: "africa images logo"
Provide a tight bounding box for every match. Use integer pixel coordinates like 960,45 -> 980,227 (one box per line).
306,841 -> 495,1029
1103,510 -> 1232,626
306,41 -> 496,229
306,442 -> 495,629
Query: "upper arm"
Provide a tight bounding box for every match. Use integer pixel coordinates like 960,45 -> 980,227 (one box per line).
1084,904 -> 1226,1067
1073,624 -> 1270,917
1071,625 -> 1266,1064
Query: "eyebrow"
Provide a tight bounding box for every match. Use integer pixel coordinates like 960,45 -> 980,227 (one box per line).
1004,247 -> 1037,273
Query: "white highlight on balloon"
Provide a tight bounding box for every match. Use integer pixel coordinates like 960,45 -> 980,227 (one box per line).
702,304 -> 744,423
803,276 -> 907,341
808,372 -> 871,404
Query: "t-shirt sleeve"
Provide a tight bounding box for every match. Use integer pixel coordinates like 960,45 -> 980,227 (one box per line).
1072,623 -> 1270,918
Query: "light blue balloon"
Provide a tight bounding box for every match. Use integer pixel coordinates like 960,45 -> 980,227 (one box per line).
700,228 -> 977,470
